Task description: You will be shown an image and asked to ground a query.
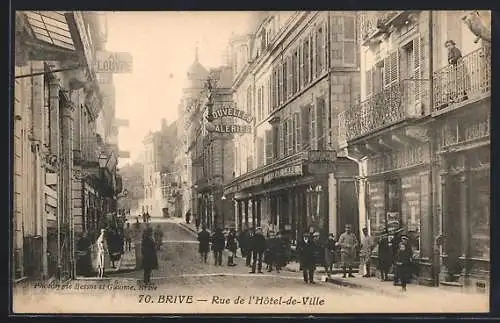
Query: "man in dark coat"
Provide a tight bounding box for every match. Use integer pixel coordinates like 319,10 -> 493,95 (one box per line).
238,226 -> 251,264
198,225 -> 210,263
244,228 -> 255,267
395,234 -> 413,292
250,227 -> 266,274
377,229 -> 392,281
298,232 -> 317,284
141,227 -> 158,285
391,228 -> 403,285
211,228 -> 226,266
226,228 -> 238,266
273,231 -> 287,273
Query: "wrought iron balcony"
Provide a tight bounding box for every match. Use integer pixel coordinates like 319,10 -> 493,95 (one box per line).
341,79 -> 429,141
360,11 -> 403,43
433,47 -> 491,112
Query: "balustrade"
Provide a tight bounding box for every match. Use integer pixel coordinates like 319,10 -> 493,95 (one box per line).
360,11 -> 402,42
341,79 -> 429,141
433,47 -> 491,111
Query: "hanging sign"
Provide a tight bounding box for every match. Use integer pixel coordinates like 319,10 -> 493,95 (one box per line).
211,105 -> 255,123
206,123 -> 252,134
95,51 -> 133,73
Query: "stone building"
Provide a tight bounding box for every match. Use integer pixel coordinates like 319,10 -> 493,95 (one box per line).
341,11 -> 490,288
142,119 -> 178,218
14,11 -> 122,281
224,11 -> 361,243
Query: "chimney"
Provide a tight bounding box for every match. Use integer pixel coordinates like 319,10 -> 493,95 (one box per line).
161,118 -> 167,131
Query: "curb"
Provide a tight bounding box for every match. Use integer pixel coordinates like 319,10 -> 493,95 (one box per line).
178,222 -> 198,236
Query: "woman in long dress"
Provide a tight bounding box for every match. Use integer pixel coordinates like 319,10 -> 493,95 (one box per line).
96,229 -> 107,278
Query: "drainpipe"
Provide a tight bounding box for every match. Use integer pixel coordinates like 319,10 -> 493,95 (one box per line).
344,150 -> 368,238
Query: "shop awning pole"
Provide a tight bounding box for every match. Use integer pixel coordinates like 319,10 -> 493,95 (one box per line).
14,64 -> 82,79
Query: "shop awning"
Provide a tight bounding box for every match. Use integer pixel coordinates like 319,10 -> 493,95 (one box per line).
23,11 -> 75,51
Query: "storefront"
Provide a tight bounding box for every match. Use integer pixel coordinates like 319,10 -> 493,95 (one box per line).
225,150 -> 358,244
435,102 -> 490,289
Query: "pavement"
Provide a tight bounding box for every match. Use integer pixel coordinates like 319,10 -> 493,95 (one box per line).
13,218 -> 489,313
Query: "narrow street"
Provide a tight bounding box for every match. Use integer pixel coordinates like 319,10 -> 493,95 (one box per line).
13,218 -> 488,313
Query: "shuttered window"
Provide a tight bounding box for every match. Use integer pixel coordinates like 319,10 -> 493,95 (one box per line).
293,49 -> 299,94
310,104 -> 316,150
316,98 -> 326,150
273,125 -> 279,159
303,39 -> 310,85
384,50 -> 399,88
288,117 -> 294,155
413,36 -> 422,101
257,137 -> 264,167
299,42 -> 304,89
294,112 -> 301,152
310,34 -> 315,81
279,123 -> 285,158
265,130 -> 273,165
316,25 -> 324,76
365,67 -> 373,97
301,105 -> 311,150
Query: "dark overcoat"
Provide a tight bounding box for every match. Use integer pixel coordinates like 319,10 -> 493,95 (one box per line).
198,230 -> 210,253
141,236 -> 158,270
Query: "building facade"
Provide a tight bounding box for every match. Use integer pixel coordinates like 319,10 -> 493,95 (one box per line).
224,11 -> 361,244
142,119 -> 178,218
14,11 -> 122,281
341,10 -> 490,288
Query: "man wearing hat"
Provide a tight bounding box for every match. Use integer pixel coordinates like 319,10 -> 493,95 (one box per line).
298,232 -> 317,284
359,227 -> 375,277
336,224 -> 359,278
395,233 -> 413,292
250,227 -> 266,274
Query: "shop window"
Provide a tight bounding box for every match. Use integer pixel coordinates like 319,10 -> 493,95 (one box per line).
385,178 -> 402,232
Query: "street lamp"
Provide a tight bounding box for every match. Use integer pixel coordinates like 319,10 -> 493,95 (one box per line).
98,153 -> 108,168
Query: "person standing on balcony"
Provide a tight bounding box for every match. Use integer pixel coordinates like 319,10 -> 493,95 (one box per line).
445,40 -> 469,102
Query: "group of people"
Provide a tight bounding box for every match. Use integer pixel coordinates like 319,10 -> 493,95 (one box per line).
196,223 -> 415,291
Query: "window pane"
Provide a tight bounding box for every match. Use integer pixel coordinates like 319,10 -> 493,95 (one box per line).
343,16 -> 356,40
343,41 -> 356,65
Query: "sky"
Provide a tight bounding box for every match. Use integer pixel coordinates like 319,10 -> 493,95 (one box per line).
104,11 -> 252,166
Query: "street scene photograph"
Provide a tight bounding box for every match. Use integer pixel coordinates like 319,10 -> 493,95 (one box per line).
11,10 -> 490,314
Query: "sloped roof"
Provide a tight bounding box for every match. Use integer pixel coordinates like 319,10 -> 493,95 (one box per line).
23,11 -> 75,51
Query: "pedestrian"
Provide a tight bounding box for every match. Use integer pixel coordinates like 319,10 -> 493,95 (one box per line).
359,227 -> 375,278
273,231 -> 287,273
250,227 -> 266,274
264,231 -> 275,272
124,222 -> 133,252
226,228 -> 238,267
395,234 -> 413,292
195,215 -> 200,232
153,224 -> 164,250
146,212 -> 151,223
391,228 -> 403,285
198,225 -> 210,263
245,227 -> 255,267
324,233 -> 337,277
107,229 -> 121,269
141,226 -> 158,285
142,212 -> 147,223
211,228 -> 225,266
96,229 -> 107,279
298,232 -> 317,284
377,229 -> 392,281
336,224 -> 358,278
186,210 -> 191,224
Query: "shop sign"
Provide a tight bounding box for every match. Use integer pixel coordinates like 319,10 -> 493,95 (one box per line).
240,177 -> 263,190
308,163 -> 335,174
212,104 -> 255,123
440,113 -> 490,149
95,51 -> 133,73
308,150 -> 336,163
263,164 -> 303,183
224,185 -> 239,195
208,124 -> 252,134
368,145 -> 428,175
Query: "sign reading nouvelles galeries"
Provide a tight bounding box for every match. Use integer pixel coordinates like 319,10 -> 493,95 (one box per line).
207,102 -> 254,134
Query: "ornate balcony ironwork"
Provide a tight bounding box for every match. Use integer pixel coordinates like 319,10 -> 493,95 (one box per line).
433,47 -> 491,112
360,11 -> 402,43
342,79 -> 429,141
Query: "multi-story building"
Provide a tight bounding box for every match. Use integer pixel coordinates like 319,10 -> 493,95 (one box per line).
189,65 -> 236,230
224,11 -> 361,243
175,49 -> 209,221
341,10 -> 490,288
142,119 -> 177,217
14,11 -> 122,281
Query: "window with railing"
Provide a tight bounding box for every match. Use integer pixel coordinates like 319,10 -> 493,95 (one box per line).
433,47 -> 491,111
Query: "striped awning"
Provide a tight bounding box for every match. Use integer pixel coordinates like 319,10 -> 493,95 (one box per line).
23,11 -> 75,51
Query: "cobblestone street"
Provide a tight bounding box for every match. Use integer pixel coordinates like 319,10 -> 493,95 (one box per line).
14,219 -> 487,314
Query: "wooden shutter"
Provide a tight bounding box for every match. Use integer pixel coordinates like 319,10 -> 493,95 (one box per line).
310,34 -> 315,80
383,50 -> 399,88
413,36 -> 422,105
287,118 -> 294,155
301,106 -> 310,150
265,129 -> 273,164
257,137 -> 264,167
323,21 -> 328,71
316,98 -> 325,150
279,123 -> 285,158
287,56 -> 292,98
366,67 -> 373,97
299,42 -> 304,89
310,104 -> 316,150
294,112 -> 301,152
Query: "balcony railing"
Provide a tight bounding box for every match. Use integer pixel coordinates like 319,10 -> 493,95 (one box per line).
433,47 -> 491,112
360,11 -> 402,42
341,79 -> 429,141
